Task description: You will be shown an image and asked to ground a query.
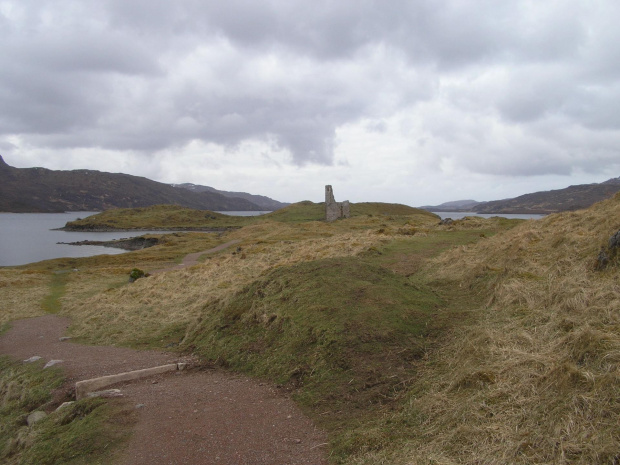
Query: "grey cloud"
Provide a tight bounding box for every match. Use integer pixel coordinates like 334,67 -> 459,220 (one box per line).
1,0 -> 620,173
0,139 -> 18,154
19,33 -> 161,76
470,153 -> 573,177
0,68 -> 108,134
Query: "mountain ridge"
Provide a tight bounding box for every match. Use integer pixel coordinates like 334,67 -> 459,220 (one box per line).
421,177 -> 620,214
0,155 -> 282,213
172,183 -> 289,211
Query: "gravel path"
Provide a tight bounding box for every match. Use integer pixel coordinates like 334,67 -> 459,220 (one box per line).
0,316 -> 328,464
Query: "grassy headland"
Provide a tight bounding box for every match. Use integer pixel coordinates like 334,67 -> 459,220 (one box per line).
1,197 -> 619,464
62,201 -> 437,230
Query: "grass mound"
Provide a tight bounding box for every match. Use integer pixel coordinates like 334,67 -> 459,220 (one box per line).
264,201 -> 437,222
350,202 -> 436,218
63,201 -> 439,231
60,228 -> 384,347
182,257 -> 441,456
262,200 -> 325,222
64,204 -> 246,230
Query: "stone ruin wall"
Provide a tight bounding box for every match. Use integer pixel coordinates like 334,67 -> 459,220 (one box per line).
325,185 -> 350,221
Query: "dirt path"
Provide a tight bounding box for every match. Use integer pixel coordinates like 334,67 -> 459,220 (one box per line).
150,239 -> 241,274
0,240 -> 328,463
0,316 -> 328,464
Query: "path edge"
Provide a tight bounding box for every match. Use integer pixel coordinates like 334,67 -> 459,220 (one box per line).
75,363 -> 188,399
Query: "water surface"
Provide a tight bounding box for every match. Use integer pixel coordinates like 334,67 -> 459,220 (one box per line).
432,211 -> 546,220
0,212 -> 163,266
215,211 -> 272,216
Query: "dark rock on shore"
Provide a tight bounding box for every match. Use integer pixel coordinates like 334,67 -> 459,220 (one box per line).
58,236 -> 160,251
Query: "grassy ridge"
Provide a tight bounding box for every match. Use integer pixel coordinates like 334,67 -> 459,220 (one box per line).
62,202 -> 438,230
182,257 -> 441,459
363,194 -> 620,464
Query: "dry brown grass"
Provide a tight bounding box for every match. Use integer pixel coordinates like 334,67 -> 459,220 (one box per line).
363,195 -> 620,465
61,228 -> 386,346
5,200 -> 617,464
0,270 -> 50,324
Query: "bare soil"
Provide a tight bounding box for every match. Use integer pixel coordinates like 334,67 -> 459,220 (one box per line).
0,316 -> 328,464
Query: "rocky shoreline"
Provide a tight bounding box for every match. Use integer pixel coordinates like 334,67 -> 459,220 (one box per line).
57,236 -> 161,251
55,226 -> 237,232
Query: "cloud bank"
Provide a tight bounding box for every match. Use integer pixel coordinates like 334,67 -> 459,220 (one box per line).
1,0 -> 619,203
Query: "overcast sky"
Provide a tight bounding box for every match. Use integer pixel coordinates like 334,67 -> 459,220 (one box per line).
1,0 -> 619,205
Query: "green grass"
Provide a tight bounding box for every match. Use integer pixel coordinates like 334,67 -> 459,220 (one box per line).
41,272 -> 69,313
367,230 -> 503,276
350,202 -> 436,217
0,322 -> 10,336
0,357 -> 133,465
63,202 -> 439,231
17,398 -> 133,465
64,204 -> 249,230
182,256 -> 442,462
260,200 -> 326,222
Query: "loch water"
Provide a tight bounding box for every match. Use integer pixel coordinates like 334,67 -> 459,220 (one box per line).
0,211 -> 272,267
0,212 -> 162,266
432,211 -> 546,220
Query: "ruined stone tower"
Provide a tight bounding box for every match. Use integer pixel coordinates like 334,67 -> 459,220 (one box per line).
325,185 -> 350,221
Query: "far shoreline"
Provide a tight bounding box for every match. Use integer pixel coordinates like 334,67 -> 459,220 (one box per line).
54,227 -> 239,232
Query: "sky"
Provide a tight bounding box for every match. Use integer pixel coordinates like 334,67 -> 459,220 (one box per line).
1,0 -> 619,206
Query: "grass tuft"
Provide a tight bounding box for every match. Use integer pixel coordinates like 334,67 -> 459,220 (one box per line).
0,357 -> 133,465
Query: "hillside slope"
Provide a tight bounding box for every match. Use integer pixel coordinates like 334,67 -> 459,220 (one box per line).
173,183 -> 289,211
475,178 -> 620,214
422,178 -> 620,214
0,156 -> 262,212
380,193 -> 620,464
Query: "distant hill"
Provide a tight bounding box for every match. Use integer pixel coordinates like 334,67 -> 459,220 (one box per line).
421,178 -> 620,214
421,199 -> 482,211
0,155 -> 269,213
172,183 -> 289,211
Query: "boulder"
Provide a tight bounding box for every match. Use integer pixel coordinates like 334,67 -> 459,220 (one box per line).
609,230 -> 620,249
596,230 -> 620,270
597,248 -> 609,270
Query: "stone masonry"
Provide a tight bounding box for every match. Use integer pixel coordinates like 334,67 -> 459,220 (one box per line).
325,185 -> 350,221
